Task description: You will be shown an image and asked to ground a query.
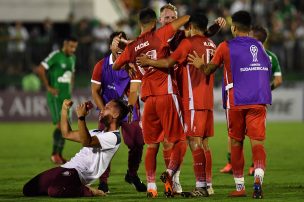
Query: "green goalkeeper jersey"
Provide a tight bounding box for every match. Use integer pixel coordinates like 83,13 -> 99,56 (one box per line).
266,50 -> 282,77
42,50 -> 76,99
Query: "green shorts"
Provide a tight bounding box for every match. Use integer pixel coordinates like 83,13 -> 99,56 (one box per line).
47,93 -> 71,124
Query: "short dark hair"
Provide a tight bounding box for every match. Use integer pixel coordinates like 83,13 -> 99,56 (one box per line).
139,8 -> 157,24
109,31 -> 127,48
189,11 -> 208,32
112,99 -> 129,122
251,25 -> 268,43
231,10 -> 251,32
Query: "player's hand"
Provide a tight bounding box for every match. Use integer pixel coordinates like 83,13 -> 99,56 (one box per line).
47,86 -> 59,96
111,34 -> 121,52
136,54 -> 150,67
76,103 -> 89,117
215,17 -> 226,29
62,99 -> 73,110
188,51 -> 205,69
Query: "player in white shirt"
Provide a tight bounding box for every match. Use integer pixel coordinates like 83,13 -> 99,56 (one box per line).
23,99 -> 129,197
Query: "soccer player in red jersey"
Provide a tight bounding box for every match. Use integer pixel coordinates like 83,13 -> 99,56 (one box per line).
137,12 -> 217,197
158,4 -> 225,194
113,8 -> 190,198
188,11 -> 271,199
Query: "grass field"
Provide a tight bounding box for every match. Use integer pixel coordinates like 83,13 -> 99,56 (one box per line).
0,122 -> 303,201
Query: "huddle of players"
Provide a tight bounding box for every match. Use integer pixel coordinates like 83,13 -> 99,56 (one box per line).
29,3 -> 277,199
111,3 -> 274,199
111,4 -> 222,198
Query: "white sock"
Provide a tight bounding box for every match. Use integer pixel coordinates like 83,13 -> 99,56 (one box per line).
147,183 -> 157,190
234,177 -> 245,191
196,181 -> 206,188
166,169 -> 173,177
254,168 -> 264,184
173,170 -> 180,182
207,182 -> 212,188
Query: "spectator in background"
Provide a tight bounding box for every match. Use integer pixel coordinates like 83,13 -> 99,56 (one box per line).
92,20 -> 113,62
7,21 -> 29,75
114,19 -> 134,39
75,18 -> 93,72
0,23 -> 9,74
29,18 -> 57,66
230,0 -> 250,14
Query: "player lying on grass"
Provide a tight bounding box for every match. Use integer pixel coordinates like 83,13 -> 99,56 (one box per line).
23,99 -> 129,198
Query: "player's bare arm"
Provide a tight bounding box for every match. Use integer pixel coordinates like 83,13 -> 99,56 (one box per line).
61,99 -> 81,142
76,103 -> 101,147
127,81 -> 141,123
205,17 -> 226,37
170,15 -> 190,31
271,75 -> 283,90
36,64 -> 58,96
188,51 -> 218,75
91,83 -> 105,110
71,73 -> 75,92
128,82 -> 141,107
136,54 -> 176,68
60,100 -> 101,147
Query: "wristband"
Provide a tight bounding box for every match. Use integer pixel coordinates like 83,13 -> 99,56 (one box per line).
78,116 -> 85,121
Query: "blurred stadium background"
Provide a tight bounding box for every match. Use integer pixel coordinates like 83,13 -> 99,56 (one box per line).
0,1 -> 303,201
0,0 -> 303,122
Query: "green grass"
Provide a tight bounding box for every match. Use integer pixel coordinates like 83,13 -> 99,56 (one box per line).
0,122 -> 303,201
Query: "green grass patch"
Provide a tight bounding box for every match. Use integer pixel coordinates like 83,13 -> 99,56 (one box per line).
0,122 -> 303,201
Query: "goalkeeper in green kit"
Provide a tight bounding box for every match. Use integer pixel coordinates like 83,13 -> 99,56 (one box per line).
36,36 -> 78,164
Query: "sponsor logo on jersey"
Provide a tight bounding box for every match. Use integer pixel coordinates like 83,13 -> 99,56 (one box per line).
135,41 -> 149,52
58,71 -> 72,83
203,41 -> 216,48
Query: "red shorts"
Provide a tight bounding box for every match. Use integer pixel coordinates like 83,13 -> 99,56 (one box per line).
226,106 -> 266,141
184,109 -> 214,138
142,94 -> 185,144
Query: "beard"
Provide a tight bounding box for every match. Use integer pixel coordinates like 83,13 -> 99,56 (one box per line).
100,114 -> 112,129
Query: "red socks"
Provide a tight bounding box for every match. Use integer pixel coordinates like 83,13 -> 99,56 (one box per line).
163,148 -> 172,168
204,150 -> 212,185
168,141 -> 187,173
231,145 -> 244,178
192,148 -> 204,182
145,147 -> 158,183
252,144 -> 266,170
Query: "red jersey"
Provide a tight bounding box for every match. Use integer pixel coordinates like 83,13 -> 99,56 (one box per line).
211,42 -> 263,109
115,24 -> 178,101
91,58 -> 106,85
170,35 -> 216,110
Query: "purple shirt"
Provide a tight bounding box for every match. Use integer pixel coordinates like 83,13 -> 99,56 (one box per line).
227,37 -> 272,106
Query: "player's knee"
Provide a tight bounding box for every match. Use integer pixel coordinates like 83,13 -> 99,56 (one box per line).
187,136 -> 202,151
162,141 -> 174,150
